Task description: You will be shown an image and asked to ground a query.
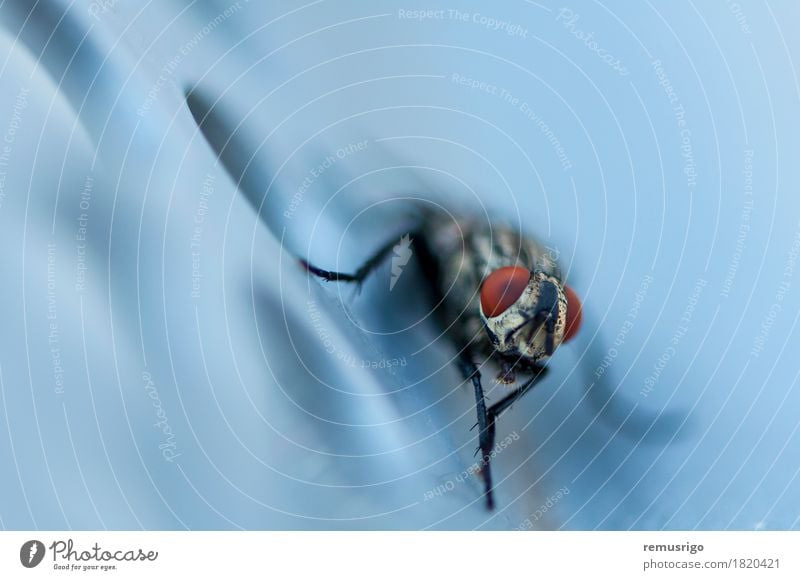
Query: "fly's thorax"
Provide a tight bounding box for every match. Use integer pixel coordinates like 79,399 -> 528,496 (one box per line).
480,270 -> 568,363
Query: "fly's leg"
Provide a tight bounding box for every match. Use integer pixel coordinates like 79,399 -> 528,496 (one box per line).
470,367 -> 548,512
458,356 -> 496,511
487,366 -> 549,420
300,234 -> 413,290
461,362 -> 548,511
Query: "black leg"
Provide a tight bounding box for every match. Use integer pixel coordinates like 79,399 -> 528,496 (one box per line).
466,366 -> 548,511
458,355 -> 496,510
300,233 -> 413,289
487,366 -> 548,419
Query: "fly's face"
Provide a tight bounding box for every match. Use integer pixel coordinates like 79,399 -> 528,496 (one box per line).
479,266 -> 582,364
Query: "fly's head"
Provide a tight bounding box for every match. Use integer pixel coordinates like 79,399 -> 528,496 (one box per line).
479,266 -> 582,364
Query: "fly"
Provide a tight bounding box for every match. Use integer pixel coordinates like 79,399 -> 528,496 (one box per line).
300,206 -> 583,510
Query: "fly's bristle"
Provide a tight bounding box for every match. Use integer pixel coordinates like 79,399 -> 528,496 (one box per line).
496,369 -> 516,384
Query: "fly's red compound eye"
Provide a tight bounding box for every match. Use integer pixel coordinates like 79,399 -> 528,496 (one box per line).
563,285 -> 583,342
480,266 -> 531,317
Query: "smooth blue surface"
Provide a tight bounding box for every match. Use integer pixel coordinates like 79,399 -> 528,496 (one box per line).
0,0 -> 798,529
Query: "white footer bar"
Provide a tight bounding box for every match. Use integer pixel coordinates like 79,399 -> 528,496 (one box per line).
1,531 -> 797,578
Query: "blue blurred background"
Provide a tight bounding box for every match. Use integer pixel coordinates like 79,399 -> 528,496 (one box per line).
0,0 -> 798,530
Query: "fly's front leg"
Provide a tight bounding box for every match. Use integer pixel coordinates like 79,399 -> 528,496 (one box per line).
300,233 -> 414,290
470,366 -> 547,512
487,366 -> 548,420
458,355 -> 496,511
